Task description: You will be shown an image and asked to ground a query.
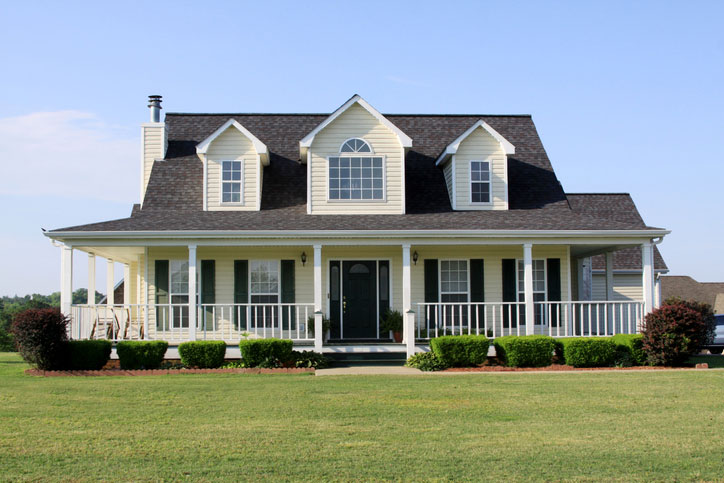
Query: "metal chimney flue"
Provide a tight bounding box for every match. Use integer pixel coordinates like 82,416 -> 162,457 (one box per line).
148,95 -> 162,123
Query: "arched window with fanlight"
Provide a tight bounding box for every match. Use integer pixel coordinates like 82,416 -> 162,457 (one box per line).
328,138 -> 384,201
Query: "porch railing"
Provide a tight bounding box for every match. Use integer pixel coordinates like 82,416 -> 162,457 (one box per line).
70,303 -> 315,343
415,301 -> 645,340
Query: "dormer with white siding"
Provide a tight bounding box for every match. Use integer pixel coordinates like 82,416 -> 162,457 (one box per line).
436,120 -> 515,211
300,95 -> 412,215
196,119 -> 268,211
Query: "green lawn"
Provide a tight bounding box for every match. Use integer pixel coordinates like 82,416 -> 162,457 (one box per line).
2,353 -> 724,481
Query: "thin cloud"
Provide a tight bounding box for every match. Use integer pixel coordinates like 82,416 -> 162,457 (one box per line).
0,111 -> 137,203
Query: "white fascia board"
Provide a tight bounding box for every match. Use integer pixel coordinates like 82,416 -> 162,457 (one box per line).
435,119 -> 515,166
196,119 -> 269,165
299,94 -> 413,162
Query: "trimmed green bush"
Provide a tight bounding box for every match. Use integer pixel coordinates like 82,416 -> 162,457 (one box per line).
494,335 -> 556,367
405,351 -> 448,371
65,340 -> 112,370
239,338 -> 293,368
430,335 -> 490,367
178,341 -> 226,368
560,338 -> 616,368
611,334 -> 646,366
116,341 -> 168,370
291,350 -> 330,369
11,308 -> 69,370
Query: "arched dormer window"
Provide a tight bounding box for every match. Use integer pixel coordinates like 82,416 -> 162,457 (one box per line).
340,138 -> 372,153
329,138 -> 384,201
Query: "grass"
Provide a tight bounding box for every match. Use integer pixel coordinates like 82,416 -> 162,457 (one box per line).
2,352 -> 724,481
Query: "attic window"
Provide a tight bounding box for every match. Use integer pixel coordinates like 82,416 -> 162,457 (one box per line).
340,138 -> 372,153
470,161 -> 491,203
221,160 -> 242,203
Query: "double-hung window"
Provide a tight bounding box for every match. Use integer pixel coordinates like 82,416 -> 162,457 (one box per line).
221,160 -> 242,203
170,260 -> 190,328
440,260 -> 468,329
517,259 -> 546,324
470,160 -> 491,203
329,138 -> 384,200
250,260 -> 279,327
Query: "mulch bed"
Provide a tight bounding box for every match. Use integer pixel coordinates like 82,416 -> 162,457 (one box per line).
443,364 -> 707,372
25,367 -> 314,377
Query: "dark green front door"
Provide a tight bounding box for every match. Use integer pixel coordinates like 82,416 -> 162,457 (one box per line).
342,261 -> 377,338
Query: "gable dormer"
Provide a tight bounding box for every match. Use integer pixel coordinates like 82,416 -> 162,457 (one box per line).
196,119 -> 268,211
436,120 -> 515,211
300,95 -> 412,215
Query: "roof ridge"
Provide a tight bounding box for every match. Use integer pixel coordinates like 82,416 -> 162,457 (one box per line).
567,192 -> 632,196
165,112 -> 533,118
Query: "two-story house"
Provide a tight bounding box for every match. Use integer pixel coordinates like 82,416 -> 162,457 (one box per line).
45,95 -> 669,357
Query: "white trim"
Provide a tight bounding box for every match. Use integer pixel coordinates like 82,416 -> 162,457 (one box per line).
400,144 -> 406,214
87,253 -> 96,306
195,119 -> 269,165
299,95 -> 412,160
218,159 -> 245,206
435,120 -> 515,166
339,137 -> 374,154
439,259 -> 470,302
256,153 -> 262,211
306,150 -> 312,214
325,154 -> 387,203
469,160 -> 493,205
450,155 -> 457,210
201,155 -> 208,211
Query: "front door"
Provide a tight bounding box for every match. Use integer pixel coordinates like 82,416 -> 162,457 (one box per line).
342,261 -> 377,338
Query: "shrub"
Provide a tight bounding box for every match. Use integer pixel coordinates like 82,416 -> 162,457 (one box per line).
65,340 -> 112,370
405,351 -> 447,371
611,334 -> 646,366
239,338 -> 293,367
291,350 -> 330,369
560,338 -> 616,368
380,309 -> 404,333
116,341 -> 168,369
11,308 -> 69,370
178,341 -> 227,368
494,335 -> 555,367
642,300 -> 716,366
430,335 -> 490,367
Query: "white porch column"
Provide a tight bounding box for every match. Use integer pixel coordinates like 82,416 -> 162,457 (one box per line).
642,241 -> 654,314
188,245 -> 197,341
123,264 -> 131,306
402,244 -> 412,344
106,259 -> 115,306
87,253 -> 96,305
60,245 -> 73,317
313,244 -> 323,351
605,252 -> 615,301
523,243 -> 534,335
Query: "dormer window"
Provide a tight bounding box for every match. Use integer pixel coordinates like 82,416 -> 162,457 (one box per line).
329,138 -> 384,201
470,160 -> 491,204
221,160 -> 243,203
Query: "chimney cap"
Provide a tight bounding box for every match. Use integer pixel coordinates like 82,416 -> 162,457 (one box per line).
148,95 -> 163,108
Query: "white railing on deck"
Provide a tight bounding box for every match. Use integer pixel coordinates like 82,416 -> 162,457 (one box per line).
415,301 -> 645,340
70,303 -> 315,342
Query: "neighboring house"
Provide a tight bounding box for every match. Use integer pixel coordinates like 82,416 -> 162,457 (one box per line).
661,276 -> 724,314
45,95 -> 669,356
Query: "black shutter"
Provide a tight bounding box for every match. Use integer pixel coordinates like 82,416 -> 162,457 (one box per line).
502,259 -> 517,328
470,259 -> 485,333
201,260 -> 215,330
547,258 -> 561,327
234,260 -> 248,330
155,260 -> 169,330
281,260 -> 295,330
329,261 -> 341,339
423,259 -> 439,333
378,260 -> 390,327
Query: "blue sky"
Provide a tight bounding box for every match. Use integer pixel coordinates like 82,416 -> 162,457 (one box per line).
0,1 -> 722,295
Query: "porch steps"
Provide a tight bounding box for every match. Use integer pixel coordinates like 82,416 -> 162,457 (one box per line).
322,343 -> 408,366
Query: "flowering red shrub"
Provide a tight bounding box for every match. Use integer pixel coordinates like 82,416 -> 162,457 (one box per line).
642,299 -> 715,366
11,308 -> 69,370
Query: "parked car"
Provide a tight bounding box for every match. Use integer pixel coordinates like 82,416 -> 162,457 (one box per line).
706,315 -> 724,354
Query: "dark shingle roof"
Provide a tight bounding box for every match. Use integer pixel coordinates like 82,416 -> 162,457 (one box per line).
567,193 -> 667,271
661,276 -> 724,311
51,113 -> 665,233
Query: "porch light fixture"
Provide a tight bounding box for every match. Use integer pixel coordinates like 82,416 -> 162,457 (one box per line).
301,252 -> 307,266
412,251 -> 418,265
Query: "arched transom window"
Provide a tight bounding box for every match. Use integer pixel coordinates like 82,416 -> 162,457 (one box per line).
329,138 -> 384,201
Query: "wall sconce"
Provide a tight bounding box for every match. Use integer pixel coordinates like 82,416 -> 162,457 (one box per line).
301,252 -> 307,266
412,251 -> 419,265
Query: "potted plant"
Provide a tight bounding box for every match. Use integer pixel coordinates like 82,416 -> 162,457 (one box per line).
307,315 -> 331,342
381,309 -> 404,343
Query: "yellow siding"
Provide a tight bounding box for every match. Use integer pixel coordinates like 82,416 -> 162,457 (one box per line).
206,127 -> 260,210
454,126 -> 508,210
592,273 -> 643,301
309,103 -> 404,214
141,124 -> 165,200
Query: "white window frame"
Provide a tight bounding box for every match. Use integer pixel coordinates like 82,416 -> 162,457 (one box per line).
339,137 -> 374,154
439,259 -> 470,302
168,260 -> 200,329
219,159 -> 244,205
469,160 -> 492,205
326,153 -> 387,203
516,259 -> 547,324
249,260 -> 280,328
